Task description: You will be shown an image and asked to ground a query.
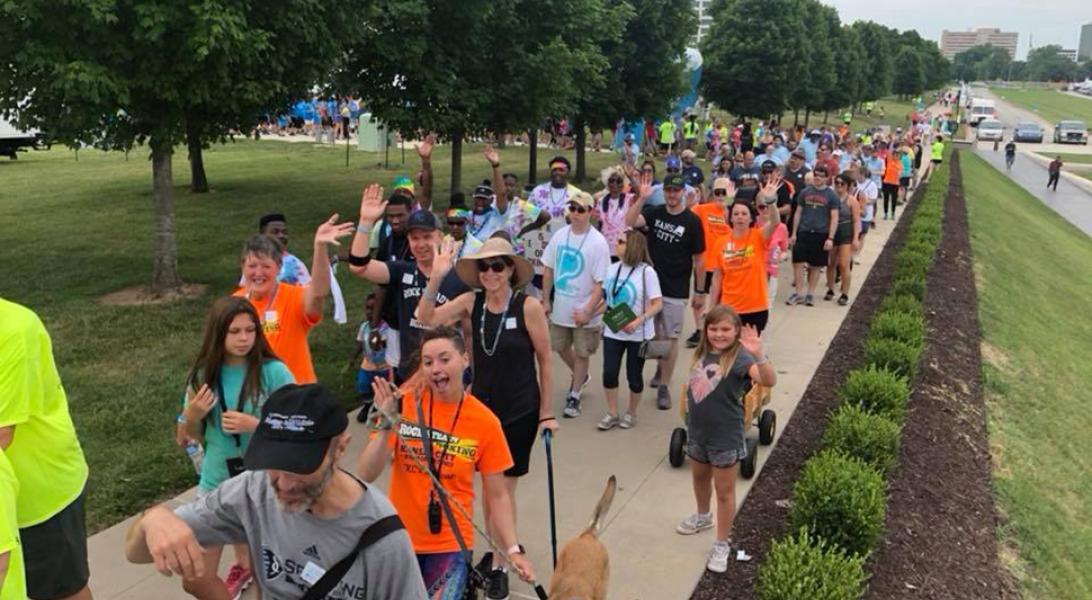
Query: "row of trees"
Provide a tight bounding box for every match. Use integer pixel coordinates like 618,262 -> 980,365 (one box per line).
952,44 -> 1092,82
700,0 -> 949,122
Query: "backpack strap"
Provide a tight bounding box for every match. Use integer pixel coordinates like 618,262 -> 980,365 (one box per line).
300,515 -> 405,600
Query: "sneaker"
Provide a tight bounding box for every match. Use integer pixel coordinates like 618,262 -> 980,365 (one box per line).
597,414 -> 619,431
785,292 -> 801,306
657,385 -> 672,410
676,512 -> 714,535
837,293 -> 849,306
685,330 -> 701,349
224,564 -> 253,600
619,413 -> 636,429
485,567 -> 510,600
707,540 -> 732,573
824,289 -> 835,301
650,365 -> 662,389
804,294 -> 815,307
563,396 -> 582,418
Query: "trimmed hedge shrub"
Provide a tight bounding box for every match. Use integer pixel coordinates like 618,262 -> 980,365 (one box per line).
880,293 -> 923,318
870,310 -> 924,347
823,403 -> 902,475
864,335 -> 920,379
790,450 -> 887,556
759,528 -> 867,600
891,275 -> 925,301
840,366 -> 909,418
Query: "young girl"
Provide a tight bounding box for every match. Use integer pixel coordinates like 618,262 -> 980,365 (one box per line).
176,297 -> 295,599
675,306 -> 777,574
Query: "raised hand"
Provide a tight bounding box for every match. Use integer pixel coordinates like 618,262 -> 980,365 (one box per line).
483,144 -> 500,168
717,178 -> 737,201
761,171 -> 783,201
417,133 -> 436,160
739,324 -> 764,357
315,214 -> 356,246
432,237 -> 457,276
358,183 -> 387,224
185,384 -> 216,420
370,378 -> 401,418
637,170 -> 655,200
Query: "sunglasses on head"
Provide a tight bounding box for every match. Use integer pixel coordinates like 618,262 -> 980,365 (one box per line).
568,203 -> 589,214
477,259 -> 509,273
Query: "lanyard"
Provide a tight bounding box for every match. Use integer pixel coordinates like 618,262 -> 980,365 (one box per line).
479,290 -> 514,358
469,209 -> 496,238
247,283 -> 279,322
565,227 -> 590,257
422,389 -> 466,486
215,375 -> 245,449
610,264 -> 638,305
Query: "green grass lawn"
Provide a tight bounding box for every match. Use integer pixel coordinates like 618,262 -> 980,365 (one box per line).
0,139 -> 620,531
964,151 -> 1092,600
1033,152 -> 1092,165
704,94 -> 931,135
988,87 -> 1092,126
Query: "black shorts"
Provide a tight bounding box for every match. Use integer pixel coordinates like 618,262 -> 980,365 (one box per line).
501,411 -> 539,478
739,310 -> 769,335
659,142 -> 670,151
899,177 -> 910,188
834,222 -> 853,246
931,159 -> 942,165
792,232 -> 829,267
860,221 -> 871,236
23,490 -> 90,599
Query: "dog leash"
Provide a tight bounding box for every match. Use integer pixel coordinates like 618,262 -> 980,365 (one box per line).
368,386 -> 550,600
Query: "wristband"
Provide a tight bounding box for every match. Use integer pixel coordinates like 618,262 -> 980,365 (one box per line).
176,413 -> 187,424
356,223 -> 373,235
348,253 -> 372,267
507,544 -> 526,556
539,416 -> 556,423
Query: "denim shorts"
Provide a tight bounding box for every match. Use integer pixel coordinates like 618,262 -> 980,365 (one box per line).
687,439 -> 747,468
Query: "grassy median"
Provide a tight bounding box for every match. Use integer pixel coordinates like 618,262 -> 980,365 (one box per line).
0,140 -> 620,531
989,87 -> 1092,125
963,152 -> 1092,600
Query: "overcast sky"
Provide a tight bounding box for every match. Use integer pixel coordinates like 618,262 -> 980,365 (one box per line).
824,0 -> 1091,59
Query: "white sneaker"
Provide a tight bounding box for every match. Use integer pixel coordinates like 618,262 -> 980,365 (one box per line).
676,512 -> 714,535
707,540 -> 731,573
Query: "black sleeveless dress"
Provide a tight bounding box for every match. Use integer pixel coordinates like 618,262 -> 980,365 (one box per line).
471,291 -> 540,477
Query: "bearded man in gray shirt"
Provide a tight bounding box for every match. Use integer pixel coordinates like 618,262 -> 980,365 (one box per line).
125,384 -> 427,600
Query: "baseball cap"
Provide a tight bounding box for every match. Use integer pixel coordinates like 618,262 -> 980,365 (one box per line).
761,160 -> 778,172
244,384 -> 349,475
624,133 -> 635,142
405,209 -> 440,232
392,175 -> 416,197
568,190 -> 595,208
472,183 -> 494,199
712,178 -> 733,192
790,149 -> 806,159
663,174 -> 685,189
808,129 -> 821,137
665,155 -> 682,170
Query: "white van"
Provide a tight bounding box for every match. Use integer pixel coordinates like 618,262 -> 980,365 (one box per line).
969,99 -> 997,125
0,117 -> 45,159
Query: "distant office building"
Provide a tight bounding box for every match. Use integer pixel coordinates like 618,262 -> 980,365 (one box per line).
1057,48 -> 1079,62
692,0 -> 712,44
940,28 -> 1018,60
1079,23 -> 1092,61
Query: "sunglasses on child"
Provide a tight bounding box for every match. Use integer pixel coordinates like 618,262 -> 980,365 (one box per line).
567,203 -> 589,214
477,259 -> 511,273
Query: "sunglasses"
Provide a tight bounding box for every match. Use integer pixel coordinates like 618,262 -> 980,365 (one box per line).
568,203 -> 589,214
813,170 -> 828,177
834,180 -> 847,186
477,259 -> 509,273
608,177 -> 624,184
446,220 -> 466,226
713,189 -> 729,197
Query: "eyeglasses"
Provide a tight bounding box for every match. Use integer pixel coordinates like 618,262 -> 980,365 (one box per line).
567,203 -> 589,214
477,260 -> 509,273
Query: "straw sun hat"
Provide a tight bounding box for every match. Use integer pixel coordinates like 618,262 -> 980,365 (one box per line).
454,237 -> 534,289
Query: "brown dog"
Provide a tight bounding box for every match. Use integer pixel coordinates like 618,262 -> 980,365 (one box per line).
547,475 -> 617,600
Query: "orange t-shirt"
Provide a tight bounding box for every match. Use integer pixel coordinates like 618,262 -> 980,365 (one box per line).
380,389 -> 513,554
714,227 -> 769,314
233,282 -> 320,383
692,202 -> 733,271
883,155 -> 901,185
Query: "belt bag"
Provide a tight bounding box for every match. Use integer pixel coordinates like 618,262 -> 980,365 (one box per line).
636,267 -> 671,360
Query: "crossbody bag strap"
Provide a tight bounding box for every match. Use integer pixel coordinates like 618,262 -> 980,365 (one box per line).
301,514 -> 405,600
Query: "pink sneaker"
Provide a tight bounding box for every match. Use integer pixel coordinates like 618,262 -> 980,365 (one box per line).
224,564 -> 253,600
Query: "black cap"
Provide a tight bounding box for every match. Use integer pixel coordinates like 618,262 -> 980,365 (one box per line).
473,183 -> 494,199
663,174 -> 685,189
244,384 -> 349,475
405,209 -> 440,232
761,160 -> 778,172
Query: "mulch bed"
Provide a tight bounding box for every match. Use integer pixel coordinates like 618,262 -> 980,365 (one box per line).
863,152 -> 1018,599
691,182 -> 927,599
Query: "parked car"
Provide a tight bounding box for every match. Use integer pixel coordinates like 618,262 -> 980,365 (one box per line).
1012,122 -> 1044,143
1053,120 -> 1089,145
975,119 -> 1004,141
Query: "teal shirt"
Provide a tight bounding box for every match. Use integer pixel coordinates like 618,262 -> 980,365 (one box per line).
183,361 -> 294,491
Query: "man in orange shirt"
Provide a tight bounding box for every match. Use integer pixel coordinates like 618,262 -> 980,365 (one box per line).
686,177 -> 735,348
881,150 -> 902,220
235,215 -> 354,382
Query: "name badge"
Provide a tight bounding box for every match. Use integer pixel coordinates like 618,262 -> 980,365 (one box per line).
505,317 -> 518,330
300,561 -> 327,586
264,310 -> 278,323
402,272 -> 415,285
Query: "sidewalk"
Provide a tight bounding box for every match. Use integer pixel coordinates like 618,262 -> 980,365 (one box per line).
86,208 -> 906,600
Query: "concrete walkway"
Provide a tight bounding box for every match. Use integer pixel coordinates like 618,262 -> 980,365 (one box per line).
86,208 -> 907,599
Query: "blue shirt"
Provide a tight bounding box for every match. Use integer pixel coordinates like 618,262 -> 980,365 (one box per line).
799,138 -> 819,164
863,155 -> 885,186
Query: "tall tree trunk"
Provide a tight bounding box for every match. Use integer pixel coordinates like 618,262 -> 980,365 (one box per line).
187,122 -> 209,193
804,109 -> 811,128
151,144 -> 182,295
450,131 -> 464,194
823,110 -> 830,125
574,118 -> 587,183
528,128 -> 538,185
793,109 -> 800,128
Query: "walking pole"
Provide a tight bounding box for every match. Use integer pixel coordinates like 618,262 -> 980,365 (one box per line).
543,429 -> 558,569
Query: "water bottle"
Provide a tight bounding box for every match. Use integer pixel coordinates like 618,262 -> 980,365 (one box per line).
185,441 -> 204,474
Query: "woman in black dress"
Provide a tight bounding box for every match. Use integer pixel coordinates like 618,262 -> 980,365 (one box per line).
416,236 -> 555,579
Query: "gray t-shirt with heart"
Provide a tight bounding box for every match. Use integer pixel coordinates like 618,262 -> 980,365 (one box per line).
176,469 -> 427,600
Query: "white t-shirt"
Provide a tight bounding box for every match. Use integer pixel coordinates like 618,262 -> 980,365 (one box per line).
541,225 -> 610,327
604,262 -> 662,342
858,179 -> 879,223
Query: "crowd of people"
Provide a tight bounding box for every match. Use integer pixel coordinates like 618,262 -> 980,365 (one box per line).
0,96 -> 948,600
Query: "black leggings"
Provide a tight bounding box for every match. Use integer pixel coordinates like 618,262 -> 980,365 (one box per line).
882,183 -> 899,215
602,337 -> 646,393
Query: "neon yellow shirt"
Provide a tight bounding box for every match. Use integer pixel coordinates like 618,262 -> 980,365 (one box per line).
0,450 -> 26,600
0,299 -> 89,527
931,141 -> 944,161
683,121 -> 699,139
658,121 -> 676,144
